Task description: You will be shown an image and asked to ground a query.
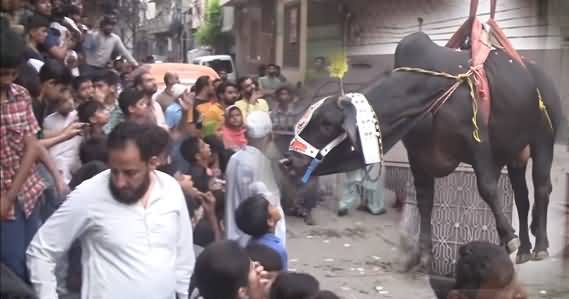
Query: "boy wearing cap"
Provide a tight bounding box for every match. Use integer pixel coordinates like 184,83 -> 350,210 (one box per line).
225,111 -> 286,247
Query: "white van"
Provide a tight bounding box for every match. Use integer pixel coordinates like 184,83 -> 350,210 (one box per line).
191,55 -> 237,83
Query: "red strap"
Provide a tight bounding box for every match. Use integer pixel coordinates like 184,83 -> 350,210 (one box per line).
469,0 -> 479,17
490,0 -> 497,19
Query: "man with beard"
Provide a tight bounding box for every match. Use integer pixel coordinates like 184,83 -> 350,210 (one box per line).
81,16 -> 137,76
216,81 -> 240,107
153,72 -> 180,111
235,77 -> 268,122
134,70 -> 168,130
27,121 -> 195,299
258,64 -> 285,97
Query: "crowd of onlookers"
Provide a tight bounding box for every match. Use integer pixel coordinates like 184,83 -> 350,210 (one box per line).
1,1 -> 533,299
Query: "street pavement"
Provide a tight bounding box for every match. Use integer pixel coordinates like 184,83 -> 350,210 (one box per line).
286,143 -> 569,299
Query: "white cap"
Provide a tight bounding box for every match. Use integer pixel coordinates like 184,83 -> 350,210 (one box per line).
246,111 -> 272,139
170,84 -> 187,99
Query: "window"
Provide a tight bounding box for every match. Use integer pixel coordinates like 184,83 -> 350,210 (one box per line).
283,2 -> 300,68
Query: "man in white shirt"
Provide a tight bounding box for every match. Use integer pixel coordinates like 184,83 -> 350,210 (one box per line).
134,70 -> 168,130
225,111 -> 286,247
27,122 -> 195,299
42,93 -> 83,184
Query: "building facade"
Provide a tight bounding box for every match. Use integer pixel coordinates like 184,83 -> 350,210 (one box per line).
222,0 -> 276,77
138,0 -> 196,62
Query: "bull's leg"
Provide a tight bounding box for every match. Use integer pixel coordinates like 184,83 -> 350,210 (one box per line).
473,153 -> 519,253
507,163 -> 532,264
404,155 -> 435,272
529,142 -> 553,260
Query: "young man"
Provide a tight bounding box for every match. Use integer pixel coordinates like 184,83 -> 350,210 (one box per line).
118,88 -> 152,125
225,111 -> 286,247
236,194 -> 287,270
235,77 -> 268,122
192,240 -> 269,299
0,25 -> 49,283
81,16 -> 137,76
32,0 -> 69,62
193,75 -> 214,105
27,121 -> 195,299
216,81 -> 240,107
446,241 -> 528,299
42,88 -> 83,183
72,75 -> 94,104
23,14 -> 50,68
180,135 -> 213,193
77,100 -> 109,138
36,60 -> 85,151
154,71 -> 180,111
258,64 -> 285,96
92,69 -> 121,134
134,70 -> 167,129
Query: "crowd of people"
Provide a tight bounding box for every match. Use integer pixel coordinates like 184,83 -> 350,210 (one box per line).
1,1 -> 532,299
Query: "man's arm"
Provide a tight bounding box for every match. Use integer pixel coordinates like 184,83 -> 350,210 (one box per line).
114,36 -> 138,66
151,100 -> 168,130
173,182 -> 195,299
1,134 -> 39,219
44,29 -> 68,61
26,189 -> 90,299
39,122 -> 83,149
37,145 -> 68,195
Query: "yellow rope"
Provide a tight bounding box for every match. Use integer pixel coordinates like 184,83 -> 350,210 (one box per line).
536,88 -> 553,131
392,66 -> 482,143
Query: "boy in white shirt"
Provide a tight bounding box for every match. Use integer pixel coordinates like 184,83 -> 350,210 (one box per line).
42,88 -> 84,183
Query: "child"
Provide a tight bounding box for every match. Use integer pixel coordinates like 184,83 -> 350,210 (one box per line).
191,240 -> 269,299
42,88 -> 83,183
235,194 -> 287,270
447,241 -> 527,299
79,136 -> 108,165
269,272 -> 320,299
118,88 -> 152,124
246,243 -> 283,287
77,100 -> 109,138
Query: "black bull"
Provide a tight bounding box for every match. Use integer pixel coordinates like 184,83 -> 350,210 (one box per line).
286,32 -> 565,270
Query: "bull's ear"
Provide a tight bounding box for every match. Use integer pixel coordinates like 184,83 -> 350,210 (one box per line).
340,100 -> 359,152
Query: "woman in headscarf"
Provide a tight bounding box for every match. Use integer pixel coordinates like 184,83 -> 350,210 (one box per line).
221,105 -> 247,151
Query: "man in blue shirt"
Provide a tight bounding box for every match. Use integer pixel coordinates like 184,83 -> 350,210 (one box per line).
235,194 -> 287,270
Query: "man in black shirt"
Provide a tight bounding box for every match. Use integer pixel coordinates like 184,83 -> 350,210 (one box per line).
180,135 -> 213,193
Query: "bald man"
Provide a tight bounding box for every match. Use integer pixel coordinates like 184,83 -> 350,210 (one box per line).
153,72 -> 180,111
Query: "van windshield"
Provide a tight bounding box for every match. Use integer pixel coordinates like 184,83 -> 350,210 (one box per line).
204,59 -> 233,74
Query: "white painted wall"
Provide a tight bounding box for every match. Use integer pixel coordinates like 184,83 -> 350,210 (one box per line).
346,0 -> 563,56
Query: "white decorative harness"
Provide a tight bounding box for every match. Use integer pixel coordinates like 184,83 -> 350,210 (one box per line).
289,93 -> 384,183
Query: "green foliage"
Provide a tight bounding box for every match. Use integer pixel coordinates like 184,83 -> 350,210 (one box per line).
196,0 -> 222,47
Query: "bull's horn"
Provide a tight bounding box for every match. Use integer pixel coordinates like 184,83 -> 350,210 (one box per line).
337,95 -> 351,108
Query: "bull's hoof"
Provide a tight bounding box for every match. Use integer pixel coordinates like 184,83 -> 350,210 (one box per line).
506,238 -> 521,254
531,250 -> 549,261
515,253 -> 532,264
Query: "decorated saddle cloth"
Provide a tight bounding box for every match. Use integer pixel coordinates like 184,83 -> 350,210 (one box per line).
445,1 -> 525,125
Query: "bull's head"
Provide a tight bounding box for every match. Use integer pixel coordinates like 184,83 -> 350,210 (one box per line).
284,94 -> 373,181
